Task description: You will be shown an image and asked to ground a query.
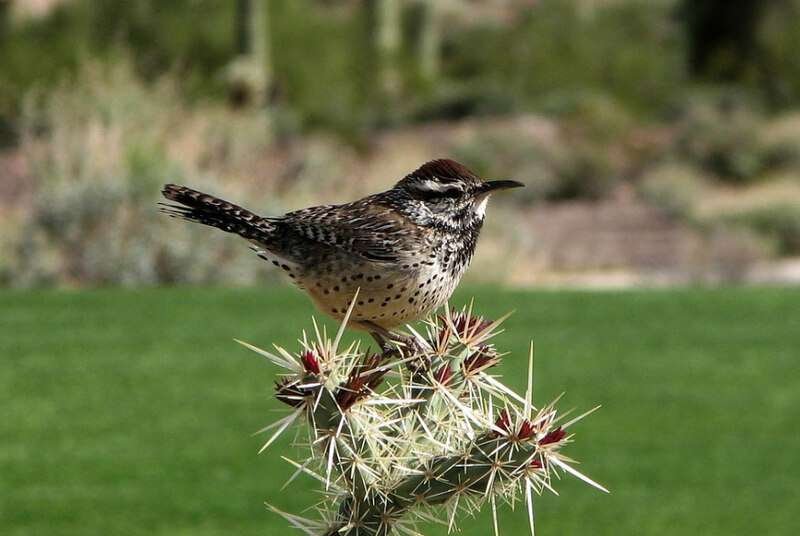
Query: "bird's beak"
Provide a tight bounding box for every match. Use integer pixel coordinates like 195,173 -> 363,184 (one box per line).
478,180 -> 525,193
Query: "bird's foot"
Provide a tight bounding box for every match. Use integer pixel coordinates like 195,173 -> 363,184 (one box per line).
369,329 -> 423,362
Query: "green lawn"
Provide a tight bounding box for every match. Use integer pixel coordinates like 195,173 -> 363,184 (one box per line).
1,287 -> 798,535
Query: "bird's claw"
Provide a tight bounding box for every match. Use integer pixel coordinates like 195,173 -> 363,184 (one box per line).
372,331 -> 423,361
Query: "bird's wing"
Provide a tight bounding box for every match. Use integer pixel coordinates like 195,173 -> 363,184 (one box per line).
280,199 -> 422,263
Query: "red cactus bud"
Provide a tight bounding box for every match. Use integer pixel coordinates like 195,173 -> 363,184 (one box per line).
452,312 -> 493,337
540,426 -> 566,446
433,365 -> 453,385
494,410 -> 511,435
300,350 -> 320,374
462,345 -> 499,375
337,374 -> 365,410
336,354 -> 387,410
518,420 -> 536,440
363,354 -> 389,391
530,458 -> 543,469
433,315 -> 452,348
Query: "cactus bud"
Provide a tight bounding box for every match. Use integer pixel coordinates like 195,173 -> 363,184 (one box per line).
518,419 -> 536,440
494,409 -> 512,436
540,426 -> 566,446
433,364 -> 453,386
300,350 -> 321,374
463,345 -> 499,375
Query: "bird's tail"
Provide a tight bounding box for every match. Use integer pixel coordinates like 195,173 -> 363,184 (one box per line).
159,184 -> 276,242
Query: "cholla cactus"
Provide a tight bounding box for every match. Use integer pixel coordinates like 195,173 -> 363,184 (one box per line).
238,294 -> 606,535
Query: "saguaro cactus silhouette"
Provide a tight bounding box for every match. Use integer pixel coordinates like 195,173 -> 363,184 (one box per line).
241,296 -> 606,535
228,0 -> 272,106
365,0 -> 403,100
417,0 -> 443,85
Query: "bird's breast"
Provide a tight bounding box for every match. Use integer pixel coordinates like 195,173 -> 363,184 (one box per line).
301,253 -> 465,330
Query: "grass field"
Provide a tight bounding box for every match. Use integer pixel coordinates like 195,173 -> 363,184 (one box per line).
2,286 -> 798,535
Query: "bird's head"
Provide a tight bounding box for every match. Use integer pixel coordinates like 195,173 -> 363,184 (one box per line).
393,159 -> 524,230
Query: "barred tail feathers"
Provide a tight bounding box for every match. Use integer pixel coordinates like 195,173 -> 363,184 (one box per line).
160,184 -> 275,242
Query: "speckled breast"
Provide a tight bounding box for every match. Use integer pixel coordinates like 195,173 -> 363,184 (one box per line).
300,252 -> 465,331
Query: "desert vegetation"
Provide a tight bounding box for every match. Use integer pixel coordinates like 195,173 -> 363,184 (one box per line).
2,0 -> 800,287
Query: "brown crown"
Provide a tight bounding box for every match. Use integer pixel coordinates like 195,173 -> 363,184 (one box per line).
412,159 -> 480,182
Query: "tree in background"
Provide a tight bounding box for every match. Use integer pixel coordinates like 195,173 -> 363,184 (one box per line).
681,0 -> 769,82
681,0 -> 800,106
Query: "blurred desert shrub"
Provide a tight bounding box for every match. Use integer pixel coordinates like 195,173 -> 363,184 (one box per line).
714,205 -> 800,256
671,92 -> 772,183
0,0 -> 235,145
409,83 -> 520,124
702,226 -> 770,284
761,113 -> 800,169
454,133 -> 621,202
546,93 -> 635,199
740,0 -> 800,107
638,162 -> 706,219
452,127 -> 558,202
4,0 -> 800,146
670,91 -> 800,182
445,0 -> 685,118
3,61 -> 276,287
0,0 -> 688,144
0,0 -> 371,141
452,95 -> 634,201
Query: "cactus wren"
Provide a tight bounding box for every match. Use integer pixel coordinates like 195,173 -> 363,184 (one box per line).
160,159 -> 522,346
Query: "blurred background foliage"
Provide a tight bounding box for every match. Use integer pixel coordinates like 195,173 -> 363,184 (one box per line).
1,0 -> 800,287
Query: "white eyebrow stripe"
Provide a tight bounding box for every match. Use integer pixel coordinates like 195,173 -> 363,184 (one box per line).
413,180 -> 462,193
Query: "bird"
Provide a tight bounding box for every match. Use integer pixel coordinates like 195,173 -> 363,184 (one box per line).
159,159 -> 523,349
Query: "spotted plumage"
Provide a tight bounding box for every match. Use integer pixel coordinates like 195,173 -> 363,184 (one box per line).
160,159 -> 523,343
